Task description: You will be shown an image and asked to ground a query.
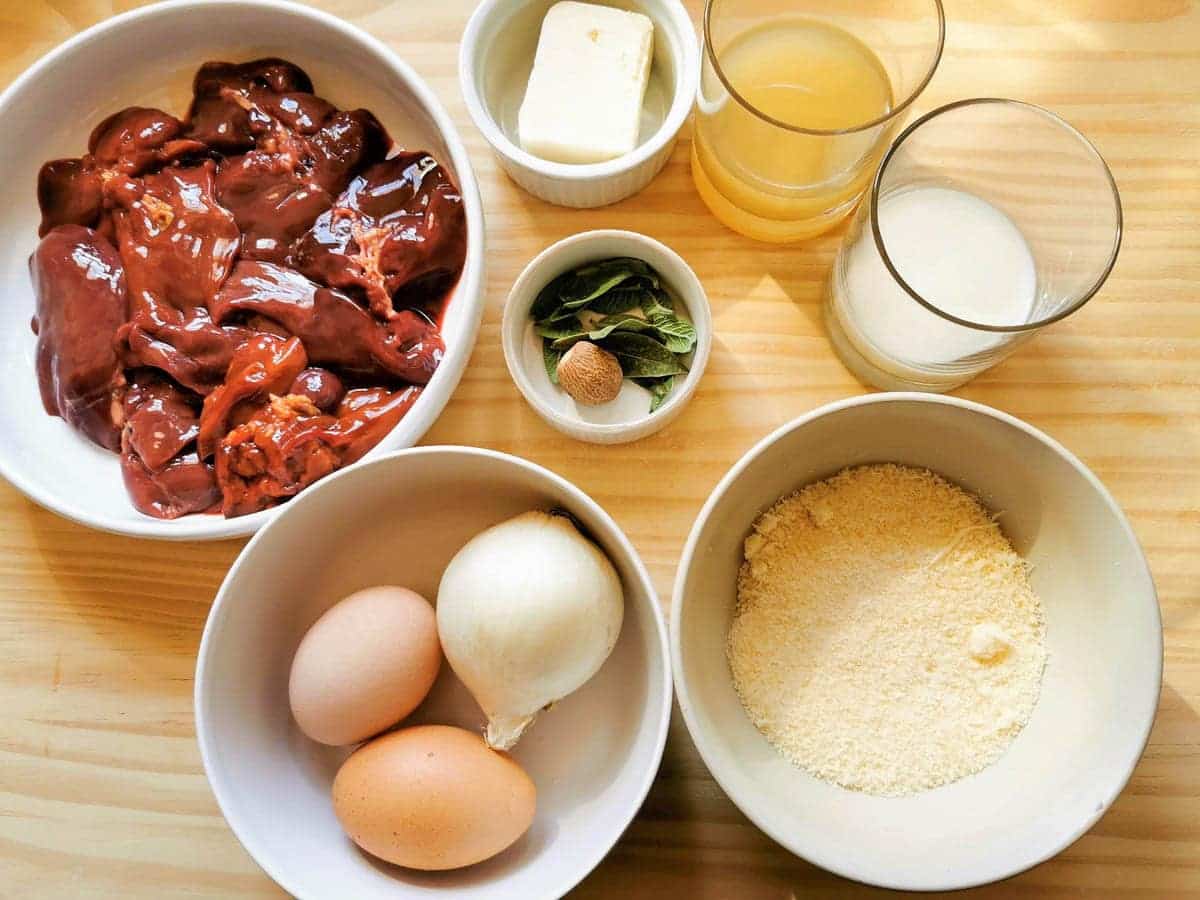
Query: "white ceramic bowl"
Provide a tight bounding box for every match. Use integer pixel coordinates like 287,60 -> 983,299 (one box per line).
459,0 -> 699,207
196,446 -> 672,900
672,393 -> 1162,891
502,230 -> 712,444
0,0 -> 486,540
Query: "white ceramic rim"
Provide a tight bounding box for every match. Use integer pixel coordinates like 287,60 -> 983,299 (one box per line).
669,391 -> 1164,892
458,0 -> 699,182
501,229 -> 713,441
195,445 -> 674,900
0,0 -> 487,541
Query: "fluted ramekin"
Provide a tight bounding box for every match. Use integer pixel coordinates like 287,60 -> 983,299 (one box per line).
459,0 -> 699,208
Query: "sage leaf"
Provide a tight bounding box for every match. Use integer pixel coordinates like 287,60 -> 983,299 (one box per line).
603,332 -> 686,378
639,375 -> 675,413
647,309 -> 697,354
534,316 -> 583,340
531,272 -> 574,321
542,338 -> 563,384
589,285 -> 654,316
559,258 -> 659,308
639,290 -> 673,319
549,313 -> 656,351
637,291 -> 697,354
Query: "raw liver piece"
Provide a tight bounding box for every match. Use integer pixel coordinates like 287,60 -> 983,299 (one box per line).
215,100 -> 388,265
289,368 -> 345,412
185,58 -> 315,152
214,394 -> 340,517
214,385 -> 420,517
36,107 -> 203,237
295,152 -> 467,320
120,443 -> 219,519
30,225 -> 128,451
119,307 -> 254,396
107,162 -> 240,311
36,160 -> 105,238
88,107 -> 205,175
197,335 -> 307,458
121,372 -> 201,471
211,261 -> 443,384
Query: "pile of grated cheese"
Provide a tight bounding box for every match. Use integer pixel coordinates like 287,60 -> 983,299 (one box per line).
728,463 -> 1047,797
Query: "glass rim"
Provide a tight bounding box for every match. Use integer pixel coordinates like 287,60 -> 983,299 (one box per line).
869,97 -> 1125,334
701,0 -> 946,137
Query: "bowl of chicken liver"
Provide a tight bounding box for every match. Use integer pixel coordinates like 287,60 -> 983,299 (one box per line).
0,0 -> 485,539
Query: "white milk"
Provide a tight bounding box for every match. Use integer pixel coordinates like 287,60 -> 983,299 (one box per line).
830,185 -> 1037,388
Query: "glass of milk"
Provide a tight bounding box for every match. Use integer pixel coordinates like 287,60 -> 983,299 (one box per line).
826,98 -> 1123,391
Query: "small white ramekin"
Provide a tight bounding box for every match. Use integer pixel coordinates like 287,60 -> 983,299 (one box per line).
459,0 -> 700,208
502,230 -> 712,443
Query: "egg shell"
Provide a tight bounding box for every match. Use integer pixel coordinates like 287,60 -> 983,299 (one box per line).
288,586 -> 441,746
332,724 -> 537,870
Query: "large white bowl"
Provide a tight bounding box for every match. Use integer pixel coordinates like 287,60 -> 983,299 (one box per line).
672,393 -> 1162,891
0,0 -> 486,540
196,446 -> 672,900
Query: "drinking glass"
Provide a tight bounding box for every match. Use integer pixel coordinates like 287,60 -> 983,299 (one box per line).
825,99 -> 1123,392
692,0 -> 944,243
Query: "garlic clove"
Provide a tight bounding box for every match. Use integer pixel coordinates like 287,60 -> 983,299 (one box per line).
556,341 -> 623,405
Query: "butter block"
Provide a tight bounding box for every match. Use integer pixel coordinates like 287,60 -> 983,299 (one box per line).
518,1 -> 654,165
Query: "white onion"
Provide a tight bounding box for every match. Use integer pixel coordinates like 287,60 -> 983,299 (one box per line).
436,510 -> 624,750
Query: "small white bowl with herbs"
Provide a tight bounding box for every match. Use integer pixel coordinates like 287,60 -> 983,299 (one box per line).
502,230 -> 711,443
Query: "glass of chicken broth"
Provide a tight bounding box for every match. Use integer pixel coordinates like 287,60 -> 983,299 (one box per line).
692,0 -> 944,243
825,99 -> 1123,391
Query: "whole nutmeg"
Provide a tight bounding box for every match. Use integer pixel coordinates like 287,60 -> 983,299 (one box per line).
556,341 -> 623,405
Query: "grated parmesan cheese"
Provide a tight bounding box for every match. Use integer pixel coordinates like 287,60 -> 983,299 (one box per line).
728,463 -> 1047,797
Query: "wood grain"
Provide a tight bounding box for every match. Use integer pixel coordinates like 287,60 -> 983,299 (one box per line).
1,0 -> 1197,897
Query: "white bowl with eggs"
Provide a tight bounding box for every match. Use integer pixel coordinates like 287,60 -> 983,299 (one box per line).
459,0 -> 699,207
672,393 -> 1162,890
195,446 -> 671,899
0,0 -> 485,540
502,229 -> 712,444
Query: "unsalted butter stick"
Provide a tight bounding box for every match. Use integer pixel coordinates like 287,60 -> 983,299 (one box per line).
518,1 -> 654,165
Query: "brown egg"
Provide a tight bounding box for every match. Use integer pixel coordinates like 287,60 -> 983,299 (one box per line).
332,725 -> 536,870
288,586 -> 441,746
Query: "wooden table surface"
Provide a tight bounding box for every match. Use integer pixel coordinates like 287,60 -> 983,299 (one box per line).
2,0 -> 1198,897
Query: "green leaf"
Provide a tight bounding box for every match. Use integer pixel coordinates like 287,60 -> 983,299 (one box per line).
531,272 -> 574,321
602,332 -> 686,378
638,290 -> 696,354
558,258 -> 659,309
648,309 -> 697,354
549,313 -> 657,351
534,315 -> 583,340
542,338 -> 563,384
639,290 -> 672,319
588,286 -> 654,316
640,375 -> 675,413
